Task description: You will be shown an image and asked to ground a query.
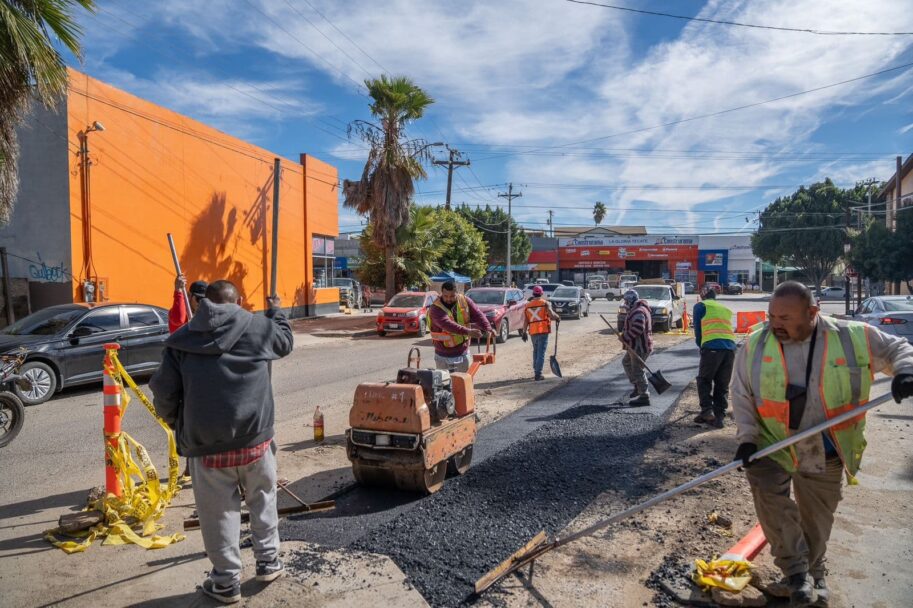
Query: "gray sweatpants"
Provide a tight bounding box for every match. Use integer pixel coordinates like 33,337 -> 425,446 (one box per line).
189,443 -> 280,586
746,455 -> 843,578
622,349 -> 650,395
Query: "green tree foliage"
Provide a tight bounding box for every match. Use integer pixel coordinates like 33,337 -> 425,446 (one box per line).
593,201 -> 607,226
1,0 -> 95,223
455,204 -> 531,267
342,75 -> 434,300
850,210 -> 913,293
430,208 -> 488,280
752,179 -> 851,289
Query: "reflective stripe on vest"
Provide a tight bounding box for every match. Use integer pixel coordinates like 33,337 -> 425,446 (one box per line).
700,300 -> 735,346
747,319 -> 872,479
525,299 -> 551,335
431,295 -> 469,348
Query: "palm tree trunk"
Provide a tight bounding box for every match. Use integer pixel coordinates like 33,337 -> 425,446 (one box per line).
385,245 -> 396,302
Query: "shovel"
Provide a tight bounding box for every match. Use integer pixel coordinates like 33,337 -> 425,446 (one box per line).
600,315 -> 670,394
549,322 -> 562,378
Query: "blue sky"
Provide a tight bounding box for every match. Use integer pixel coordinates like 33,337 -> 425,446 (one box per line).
66,0 -> 913,236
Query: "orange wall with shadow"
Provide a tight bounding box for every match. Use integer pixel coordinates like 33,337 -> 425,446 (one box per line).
66,69 -> 338,314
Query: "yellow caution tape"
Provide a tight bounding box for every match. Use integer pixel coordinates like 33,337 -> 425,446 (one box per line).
45,352 -> 184,553
692,557 -> 753,593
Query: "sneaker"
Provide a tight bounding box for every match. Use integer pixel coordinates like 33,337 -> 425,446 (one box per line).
534,374 -> 544,381
787,572 -> 814,606
693,412 -> 715,424
201,578 -> 241,604
256,557 -> 285,582
629,388 -> 639,398
813,576 -> 829,606
628,393 -> 651,406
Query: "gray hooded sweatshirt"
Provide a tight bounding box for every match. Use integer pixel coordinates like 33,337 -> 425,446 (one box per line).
150,299 -> 294,457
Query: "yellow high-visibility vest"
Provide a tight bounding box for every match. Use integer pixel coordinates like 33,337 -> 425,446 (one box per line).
700,299 -> 735,346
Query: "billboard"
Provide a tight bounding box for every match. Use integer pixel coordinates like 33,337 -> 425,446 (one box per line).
558,235 -> 697,247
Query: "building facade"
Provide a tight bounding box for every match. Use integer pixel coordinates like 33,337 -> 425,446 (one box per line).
0,69 -> 341,321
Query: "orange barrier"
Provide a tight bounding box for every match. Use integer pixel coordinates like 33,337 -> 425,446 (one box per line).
721,523 -> 767,561
736,311 -> 766,334
103,343 -> 123,497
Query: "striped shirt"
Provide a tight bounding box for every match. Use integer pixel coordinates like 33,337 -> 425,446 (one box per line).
202,439 -> 272,468
623,300 -> 653,354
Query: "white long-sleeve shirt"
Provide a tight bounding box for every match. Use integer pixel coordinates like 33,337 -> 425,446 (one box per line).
731,316 -> 913,474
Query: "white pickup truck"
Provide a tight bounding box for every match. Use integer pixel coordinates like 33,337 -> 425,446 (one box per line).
587,279 -> 637,301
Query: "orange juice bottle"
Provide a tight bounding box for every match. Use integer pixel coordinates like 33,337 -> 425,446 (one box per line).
313,406 -> 324,442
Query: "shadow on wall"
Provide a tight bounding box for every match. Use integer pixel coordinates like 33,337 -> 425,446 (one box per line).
180,191 -> 252,310
293,283 -> 309,318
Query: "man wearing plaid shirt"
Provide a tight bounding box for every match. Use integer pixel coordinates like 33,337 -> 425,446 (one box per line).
151,280 -> 293,604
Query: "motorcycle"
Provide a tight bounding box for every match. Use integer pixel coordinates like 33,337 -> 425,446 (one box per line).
0,349 -> 28,448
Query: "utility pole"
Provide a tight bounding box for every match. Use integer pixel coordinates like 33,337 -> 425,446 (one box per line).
844,204 -> 851,316
432,148 -> 470,210
547,210 -> 554,238
498,183 -> 522,287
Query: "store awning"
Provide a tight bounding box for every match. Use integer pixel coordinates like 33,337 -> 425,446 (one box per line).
535,263 -> 557,271
760,262 -> 800,272
487,264 -> 537,272
430,270 -> 472,284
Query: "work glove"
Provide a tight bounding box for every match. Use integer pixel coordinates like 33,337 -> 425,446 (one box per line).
520,330 -> 528,343
892,373 -> 913,404
734,442 -> 758,469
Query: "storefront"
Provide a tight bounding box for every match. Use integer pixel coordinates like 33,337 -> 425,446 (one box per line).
698,235 -> 756,286
557,235 -> 699,284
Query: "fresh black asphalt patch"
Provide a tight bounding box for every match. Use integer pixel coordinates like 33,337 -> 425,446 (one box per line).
281,340 -> 700,606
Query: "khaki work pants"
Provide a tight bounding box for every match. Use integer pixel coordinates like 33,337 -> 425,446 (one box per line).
745,455 -> 843,578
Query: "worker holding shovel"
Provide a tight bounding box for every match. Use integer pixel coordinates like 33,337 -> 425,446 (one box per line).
522,285 -> 560,381
620,289 -> 653,406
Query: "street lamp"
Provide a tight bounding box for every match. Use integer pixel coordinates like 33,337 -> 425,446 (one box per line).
79,121 -> 105,301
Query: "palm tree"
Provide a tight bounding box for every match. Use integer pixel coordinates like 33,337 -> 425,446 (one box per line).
1,0 -> 95,224
343,75 -> 434,301
593,201 -> 607,226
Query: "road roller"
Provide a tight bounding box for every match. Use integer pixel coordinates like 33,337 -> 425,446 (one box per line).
345,339 -> 495,494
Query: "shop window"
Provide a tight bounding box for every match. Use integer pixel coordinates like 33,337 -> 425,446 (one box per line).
312,235 -> 336,288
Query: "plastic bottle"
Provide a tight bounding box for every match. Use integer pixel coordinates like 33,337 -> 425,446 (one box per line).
313,406 -> 324,443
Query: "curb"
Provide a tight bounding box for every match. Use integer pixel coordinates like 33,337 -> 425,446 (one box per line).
302,329 -> 377,338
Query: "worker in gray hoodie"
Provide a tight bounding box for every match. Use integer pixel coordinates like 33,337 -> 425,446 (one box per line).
150,280 -> 293,604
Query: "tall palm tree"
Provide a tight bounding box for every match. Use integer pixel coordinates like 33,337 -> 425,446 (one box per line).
593,201 -> 607,226
1,0 -> 95,224
343,75 -> 434,301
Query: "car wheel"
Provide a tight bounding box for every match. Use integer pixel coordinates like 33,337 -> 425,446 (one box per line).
675,316 -> 683,329
496,319 -> 509,344
15,361 -> 57,406
575,308 -> 582,320
418,317 -> 427,337
377,330 -> 386,337
656,321 -> 670,333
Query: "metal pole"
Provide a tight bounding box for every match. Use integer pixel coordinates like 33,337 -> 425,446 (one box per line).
445,148 -> 455,211
270,158 -> 281,299
0,247 -> 14,325
166,234 -> 192,319
507,184 -> 512,287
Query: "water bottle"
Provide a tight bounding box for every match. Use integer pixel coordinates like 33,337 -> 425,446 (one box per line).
313,406 -> 324,443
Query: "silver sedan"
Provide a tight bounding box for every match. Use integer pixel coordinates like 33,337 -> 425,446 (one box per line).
852,296 -> 913,343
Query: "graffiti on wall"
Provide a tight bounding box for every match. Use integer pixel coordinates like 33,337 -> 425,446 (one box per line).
28,252 -> 69,282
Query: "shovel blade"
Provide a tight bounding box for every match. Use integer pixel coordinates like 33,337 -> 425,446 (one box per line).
648,370 -> 671,394
549,356 -> 562,378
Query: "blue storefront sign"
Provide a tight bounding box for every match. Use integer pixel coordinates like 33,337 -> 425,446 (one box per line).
334,256 -> 348,270
698,249 -> 728,277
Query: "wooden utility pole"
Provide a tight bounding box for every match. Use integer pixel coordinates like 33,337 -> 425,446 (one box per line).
432,148 -> 470,210
498,183 -> 522,286
270,158 -> 281,300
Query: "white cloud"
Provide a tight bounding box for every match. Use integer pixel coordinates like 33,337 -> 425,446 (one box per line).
901,122 -> 913,135
328,141 -> 369,162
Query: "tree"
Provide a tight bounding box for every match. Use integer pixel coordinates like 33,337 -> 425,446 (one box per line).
430,207 -> 488,280
455,204 -> 531,268
752,179 -> 850,290
342,75 -> 434,301
355,205 -> 445,291
1,0 -> 95,223
593,201 -> 606,226
850,210 -> 913,293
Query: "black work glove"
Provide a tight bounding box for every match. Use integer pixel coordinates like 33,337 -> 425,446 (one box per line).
734,442 -> 758,469
520,330 -> 528,343
892,373 -> 913,404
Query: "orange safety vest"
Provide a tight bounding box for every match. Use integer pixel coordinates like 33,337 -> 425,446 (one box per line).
525,298 -> 551,335
431,295 -> 470,348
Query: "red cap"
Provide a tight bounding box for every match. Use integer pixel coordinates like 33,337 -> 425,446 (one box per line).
532,286 -> 544,296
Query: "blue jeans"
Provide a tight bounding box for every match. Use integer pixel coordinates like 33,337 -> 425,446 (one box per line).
531,333 -> 549,376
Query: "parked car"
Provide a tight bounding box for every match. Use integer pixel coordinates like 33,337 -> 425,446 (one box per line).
617,284 -> 685,333
852,296 -> 913,344
683,282 -> 696,295
560,280 -> 576,287
549,286 -> 591,319
0,303 -> 170,405
726,282 -> 744,295
703,282 -> 722,295
331,277 -> 363,309
818,286 -> 846,300
465,287 -> 526,343
375,291 -> 438,337
522,283 -> 562,299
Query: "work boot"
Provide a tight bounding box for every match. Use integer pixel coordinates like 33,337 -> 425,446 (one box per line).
534,374 -> 544,381
629,388 -> 639,398
813,576 -> 829,606
628,393 -> 651,406
693,411 -> 715,425
787,572 -> 814,606
710,416 -> 725,429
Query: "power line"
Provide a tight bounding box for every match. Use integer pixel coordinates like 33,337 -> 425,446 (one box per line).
280,0 -> 376,79
299,0 -> 390,74
565,0 -> 913,35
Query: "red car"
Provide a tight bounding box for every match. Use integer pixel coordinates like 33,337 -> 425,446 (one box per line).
465,287 -> 528,343
703,282 -> 722,295
376,291 -> 438,337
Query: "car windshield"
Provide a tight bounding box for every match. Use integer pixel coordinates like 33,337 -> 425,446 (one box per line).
1,306 -> 86,336
552,287 -> 578,298
387,294 -> 425,308
466,290 -> 504,305
541,284 -> 559,293
883,298 -> 913,312
635,286 -> 670,300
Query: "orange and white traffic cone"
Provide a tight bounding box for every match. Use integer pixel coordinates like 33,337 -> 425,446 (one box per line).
102,343 -> 123,498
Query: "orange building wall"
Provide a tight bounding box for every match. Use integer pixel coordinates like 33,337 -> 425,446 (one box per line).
65,69 -> 338,314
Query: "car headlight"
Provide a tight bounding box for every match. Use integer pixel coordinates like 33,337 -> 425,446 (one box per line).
405,310 -> 419,318
652,307 -> 669,315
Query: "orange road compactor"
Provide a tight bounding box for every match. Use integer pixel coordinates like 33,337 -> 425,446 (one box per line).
346,340 -> 495,494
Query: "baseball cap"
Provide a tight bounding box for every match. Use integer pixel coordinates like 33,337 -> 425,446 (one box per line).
532,285 -> 544,296
189,280 -> 208,297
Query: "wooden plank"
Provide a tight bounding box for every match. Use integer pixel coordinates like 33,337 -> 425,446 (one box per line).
58,510 -> 104,533
474,530 -> 548,595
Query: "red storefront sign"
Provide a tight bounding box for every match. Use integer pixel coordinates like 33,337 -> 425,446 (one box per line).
559,244 -> 697,268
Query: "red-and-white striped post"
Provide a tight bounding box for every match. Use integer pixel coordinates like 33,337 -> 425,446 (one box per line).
103,343 -> 123,497
721,523 -> 767,562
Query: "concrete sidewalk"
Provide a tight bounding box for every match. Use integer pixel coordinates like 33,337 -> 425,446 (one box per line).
290,310 -> 376,337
